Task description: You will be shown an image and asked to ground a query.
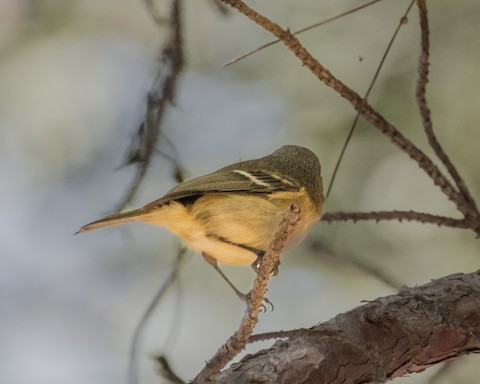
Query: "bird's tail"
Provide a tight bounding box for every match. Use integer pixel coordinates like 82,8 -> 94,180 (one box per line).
76,208 -> 148,234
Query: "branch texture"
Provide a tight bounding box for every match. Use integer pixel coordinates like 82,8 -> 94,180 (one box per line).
193,204 -> 301,383
321,210 -> 471,229
220,0 -> 480,236
214,270 -> 480,383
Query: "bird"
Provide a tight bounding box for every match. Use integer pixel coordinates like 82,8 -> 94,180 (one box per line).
78,145 -> 324,299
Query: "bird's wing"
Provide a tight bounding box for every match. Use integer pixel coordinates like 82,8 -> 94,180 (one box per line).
144,168 -> 300,208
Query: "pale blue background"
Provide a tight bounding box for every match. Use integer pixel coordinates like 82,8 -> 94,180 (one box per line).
1,1 -> 479,383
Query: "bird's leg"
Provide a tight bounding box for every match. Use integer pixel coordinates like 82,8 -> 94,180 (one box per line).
202,253 -> 249,302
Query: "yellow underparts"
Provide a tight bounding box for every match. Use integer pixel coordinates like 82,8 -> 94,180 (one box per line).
141,188 -> 321,265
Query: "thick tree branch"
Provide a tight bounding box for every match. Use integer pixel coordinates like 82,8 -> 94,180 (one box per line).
213,270 -> 480,383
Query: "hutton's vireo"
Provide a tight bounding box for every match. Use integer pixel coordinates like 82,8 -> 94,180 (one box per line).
79,145 -> 323,294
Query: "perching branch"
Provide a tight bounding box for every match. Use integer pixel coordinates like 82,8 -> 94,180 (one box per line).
193,204 -> 301,383
213,270 -> 480,384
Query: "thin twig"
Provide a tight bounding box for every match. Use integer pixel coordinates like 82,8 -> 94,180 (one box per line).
116,0 -> 185,211
193,204 -> 301,383
321,210 -> 469,229
129,246 -> 188,384
153,355 -> 186,384
326,0 -> 416,198
416,0 -> 479,218
219,0 -> 474,232
223,0 -> 382,67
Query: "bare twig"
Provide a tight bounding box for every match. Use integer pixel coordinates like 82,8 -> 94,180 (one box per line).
416,0 -> 479,217
153,355 -> 186,384
223,0 -> 382,67
322,210 -> 469,229
219,1 -> 443,188
129,246 -> 188,384
117,0 -> 185,211
220,0 -> 478,236
193,204 -> 301,383
326,0 -> 416,198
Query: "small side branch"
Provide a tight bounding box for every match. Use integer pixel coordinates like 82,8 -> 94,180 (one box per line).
219,0 -> 465,220
415,0 -> 479,219
326,0 -> 416,198
223,0 -> 382,67
193,204 -> 301,383
322,210 -> 470,229
129,246 -> 188,384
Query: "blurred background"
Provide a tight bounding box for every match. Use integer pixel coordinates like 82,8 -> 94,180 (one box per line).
1,1 -> 479,383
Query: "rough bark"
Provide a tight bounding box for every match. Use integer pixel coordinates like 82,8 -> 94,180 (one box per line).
213,270 -> 480,383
